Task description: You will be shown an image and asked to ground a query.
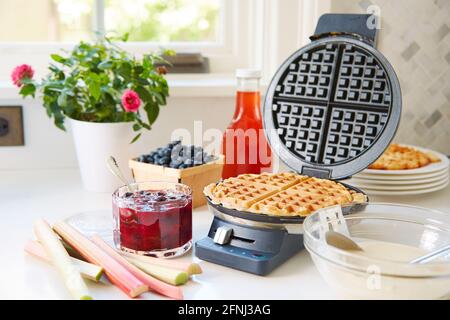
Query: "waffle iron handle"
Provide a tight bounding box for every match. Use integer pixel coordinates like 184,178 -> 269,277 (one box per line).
311,13 -> 378,47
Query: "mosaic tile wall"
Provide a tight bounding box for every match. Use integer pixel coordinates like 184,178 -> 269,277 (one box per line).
330,0 -> 450,155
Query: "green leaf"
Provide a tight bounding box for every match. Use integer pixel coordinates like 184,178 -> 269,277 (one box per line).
121,33 -> 129,42
118,62 -> 132,80
57,92 -> 67,107
130,133 -> 142,144
89,81 -> 101,100
152,91 -> 166,105
98,60 -> 113,70
134,86 -> 152,102
144,103 -> 159,125
132,123 -> 141,131
87,73 -> 101,101
19,83 -> 36,97
50,54 -> 66,63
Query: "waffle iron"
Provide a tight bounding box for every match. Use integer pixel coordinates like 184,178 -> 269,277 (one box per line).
195,14 -> 402,275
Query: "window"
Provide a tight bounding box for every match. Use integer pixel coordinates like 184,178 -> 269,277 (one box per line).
104,0 -> 221,43
0,1 -> 329,84
0,0 -> 94,42
0,0 -> 221,43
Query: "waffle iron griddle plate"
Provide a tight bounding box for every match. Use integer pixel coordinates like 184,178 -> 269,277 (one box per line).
205,180 -> 367,226
264,35 -> 401,179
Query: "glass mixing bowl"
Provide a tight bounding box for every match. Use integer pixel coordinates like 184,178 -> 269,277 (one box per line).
303,203 -> 450,300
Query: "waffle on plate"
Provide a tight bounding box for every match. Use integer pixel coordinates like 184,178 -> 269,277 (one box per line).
368,144 -> 440,170
204,173 -> 366,217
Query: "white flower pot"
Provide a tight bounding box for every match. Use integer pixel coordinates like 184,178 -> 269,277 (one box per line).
69,118 -> 138,193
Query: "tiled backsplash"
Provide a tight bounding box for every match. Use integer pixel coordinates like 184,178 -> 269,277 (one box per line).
331,0 -> 450,155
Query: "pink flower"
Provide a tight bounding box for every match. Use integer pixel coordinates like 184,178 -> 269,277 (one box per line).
11,64 -> 34,87
121,89 -> 141,112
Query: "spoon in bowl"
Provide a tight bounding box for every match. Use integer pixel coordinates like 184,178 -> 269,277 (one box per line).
410,244 -> 450,264
325,230 -> 363,251
326,230 -> 450,264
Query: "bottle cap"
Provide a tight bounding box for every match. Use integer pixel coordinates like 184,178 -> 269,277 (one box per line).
236,69 -> 261,79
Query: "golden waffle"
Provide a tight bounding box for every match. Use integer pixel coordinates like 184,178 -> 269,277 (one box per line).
203,178 -> 279,210
204,173 -> 366,217
234,172 -> 307,190
368,144 -> 440,170
249,177 -> 357,216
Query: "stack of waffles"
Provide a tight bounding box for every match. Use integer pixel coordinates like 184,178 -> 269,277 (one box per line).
368,144 -> 440,170
204,172 -> 366,217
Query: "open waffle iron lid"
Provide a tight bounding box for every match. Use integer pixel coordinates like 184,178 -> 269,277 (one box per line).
263,14 -> 402,180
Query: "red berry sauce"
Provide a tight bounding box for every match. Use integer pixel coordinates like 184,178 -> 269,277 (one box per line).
113,189 -> 192,253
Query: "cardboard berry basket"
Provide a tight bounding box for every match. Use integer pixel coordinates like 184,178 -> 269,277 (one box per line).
129,155 -> 224,208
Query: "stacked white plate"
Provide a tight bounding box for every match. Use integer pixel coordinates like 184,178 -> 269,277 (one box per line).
351,146 -> 450,196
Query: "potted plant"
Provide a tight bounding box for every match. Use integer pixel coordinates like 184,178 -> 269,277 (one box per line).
12,34 -> 172,192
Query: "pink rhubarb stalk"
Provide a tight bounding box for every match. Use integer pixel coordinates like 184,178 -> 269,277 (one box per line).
53,222 -> 147,298
25,240 -> 103,282
120,250 -> 202,275
91,235 -> 183,300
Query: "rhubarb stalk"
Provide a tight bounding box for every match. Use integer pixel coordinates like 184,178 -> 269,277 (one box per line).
53,222 -> 147,298
25,240 -> 103,282
120,251 -> 203,275
125,256 -> 189,286
34,219 -> 92,300
91,235 -> 183,300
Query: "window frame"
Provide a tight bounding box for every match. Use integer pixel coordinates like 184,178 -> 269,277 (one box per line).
0,0 -> 330,81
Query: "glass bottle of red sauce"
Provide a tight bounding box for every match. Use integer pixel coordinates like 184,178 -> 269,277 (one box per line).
221,69 -> 272,179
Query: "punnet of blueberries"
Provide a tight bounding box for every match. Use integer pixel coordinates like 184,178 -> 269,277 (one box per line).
137,140 -> 216,169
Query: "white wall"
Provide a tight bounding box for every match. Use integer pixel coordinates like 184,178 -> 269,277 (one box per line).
0,95 -> 235,170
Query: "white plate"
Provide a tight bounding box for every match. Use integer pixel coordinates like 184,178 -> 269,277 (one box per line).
351,176 -> 449,191
354,167 -> 449,181
358,179 -> 449,196
362,146 -> 449,175
64,210 -> 114,246
352,172 -> 449,185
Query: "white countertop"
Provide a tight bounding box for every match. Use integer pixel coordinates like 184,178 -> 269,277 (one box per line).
1,168 -> 449,300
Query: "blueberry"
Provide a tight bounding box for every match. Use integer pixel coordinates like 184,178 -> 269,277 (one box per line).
156,196 -> 167,202
162,149 -> 171,157
146,156 -> 154,164
170,159 -> 182,167
124,192 -> 133,197
157,149 -> 166,157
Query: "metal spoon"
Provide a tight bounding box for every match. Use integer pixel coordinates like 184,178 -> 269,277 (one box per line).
410,244 -> 450,264
325,230 -> 363,251
326,230 -> 450,264
106,156 -> 135,192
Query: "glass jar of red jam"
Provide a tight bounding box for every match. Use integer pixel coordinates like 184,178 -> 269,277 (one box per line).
112,182 -> 192,258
